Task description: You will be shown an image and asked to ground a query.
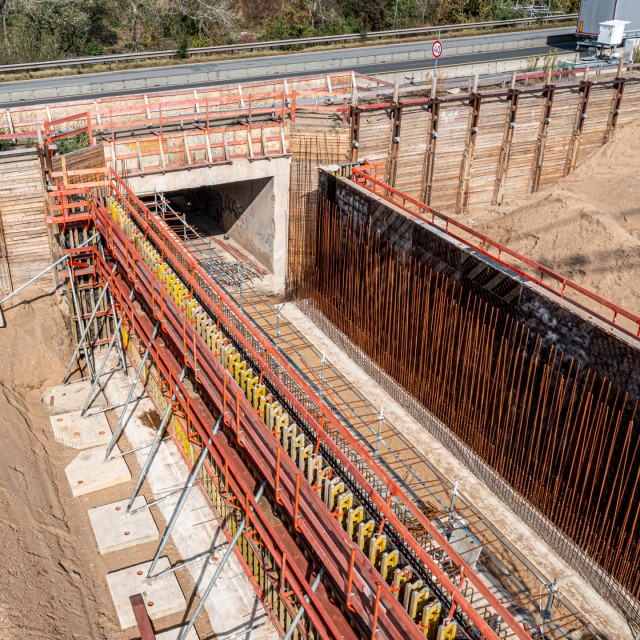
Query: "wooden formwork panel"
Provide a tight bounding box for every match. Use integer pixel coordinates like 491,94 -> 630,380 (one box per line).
537,87 -> 581,188
501,92 -> 544,200
429,102 -> 470,214
613,79 -> 640,126
467,97 -> 509,210
394,105 -> 430,199
357,111 -> 391,175
0,155 -> 50,287
575,83 -> 615,166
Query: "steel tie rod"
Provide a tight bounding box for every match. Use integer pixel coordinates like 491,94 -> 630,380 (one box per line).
146,412 -> 223,580
178,481 -> 267,640
104,320 -> 160,460
126,366 -> 188,512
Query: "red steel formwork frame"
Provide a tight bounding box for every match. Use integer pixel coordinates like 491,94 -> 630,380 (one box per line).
49,168 -> 535,639
97,168 -> 534,639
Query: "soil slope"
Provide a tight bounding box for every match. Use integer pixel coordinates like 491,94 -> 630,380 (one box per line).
467,118 -> 640,316
0,288 -> 109,640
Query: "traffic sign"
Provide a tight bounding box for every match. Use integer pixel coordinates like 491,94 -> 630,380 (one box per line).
432,40 -> 443,58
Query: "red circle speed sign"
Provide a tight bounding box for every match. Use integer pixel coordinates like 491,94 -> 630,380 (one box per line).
432,39 -> 443,58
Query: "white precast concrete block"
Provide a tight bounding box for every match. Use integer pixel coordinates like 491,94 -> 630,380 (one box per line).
65,444 -> 131,497
156,627 -> 199,640
50,410 -> 112,450
88,496 -> 159,554
42,380 -> 105,415
106,557 -> 186,629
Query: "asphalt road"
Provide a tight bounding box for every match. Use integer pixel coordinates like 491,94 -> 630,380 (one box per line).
0,27 -> 576,108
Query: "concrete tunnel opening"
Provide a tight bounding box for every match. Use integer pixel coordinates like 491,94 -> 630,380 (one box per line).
159,178 -> 275,273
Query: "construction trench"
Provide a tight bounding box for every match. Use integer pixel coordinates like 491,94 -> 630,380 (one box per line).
0,68 -> 639,640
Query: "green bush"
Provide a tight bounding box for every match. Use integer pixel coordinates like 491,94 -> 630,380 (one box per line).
56,132 -> 90,155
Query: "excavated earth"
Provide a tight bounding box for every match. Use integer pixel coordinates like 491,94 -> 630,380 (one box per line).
466,118 -> 640,316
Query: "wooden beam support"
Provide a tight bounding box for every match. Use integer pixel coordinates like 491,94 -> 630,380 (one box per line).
420,98 -> 440,206
564,78 -> 592,176
492,87 -> 519,206
386,104 -> 403,188
456,93 -> 481,214
531,82 -> 555,193
603,76 -> 626,144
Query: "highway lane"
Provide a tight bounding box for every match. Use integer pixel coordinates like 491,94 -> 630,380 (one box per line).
0,27 -> 575,108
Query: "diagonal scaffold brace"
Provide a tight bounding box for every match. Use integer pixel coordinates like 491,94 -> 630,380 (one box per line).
80,286 -> 136,416
104,320 -> 161,461
145,412 -> 224,581
177,480 -> 268,640
61,263 -> 118,385
126,366 -> 188,512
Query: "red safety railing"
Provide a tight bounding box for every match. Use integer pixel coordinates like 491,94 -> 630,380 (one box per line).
352,165 -> 640,338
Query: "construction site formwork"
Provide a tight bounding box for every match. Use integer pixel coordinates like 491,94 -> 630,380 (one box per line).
292,166 -> 640,630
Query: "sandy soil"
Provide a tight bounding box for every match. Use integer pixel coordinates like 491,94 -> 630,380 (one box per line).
466,118 -> 640,315
0,287 -> 110,640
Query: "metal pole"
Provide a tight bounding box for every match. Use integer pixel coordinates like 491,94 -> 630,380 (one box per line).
178,481 -> 267,640
0,233 -> 98,307
61,264 -> 116,384
146,413 -> 223,579
127,366 -> 188,512
80,299 -> 130,415
282,567 -> 326,640
104,320 -> 160,460
319,351 -> 326,398
375,406 -> 384,456
108,288 -> 129,379
67,262 -> 96,381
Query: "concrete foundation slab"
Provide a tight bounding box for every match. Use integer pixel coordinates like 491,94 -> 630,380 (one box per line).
50,410 -> 112,450
42,380 -> 105,415
156,627 -> 199,640
88,496 -> 159,554
65,445 -> 131,497
106,557 -> 186,629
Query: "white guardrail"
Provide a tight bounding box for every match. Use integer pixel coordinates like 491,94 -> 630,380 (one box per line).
0,14 -> 577,73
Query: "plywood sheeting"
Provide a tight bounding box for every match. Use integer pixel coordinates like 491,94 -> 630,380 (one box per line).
0,153 -> 50,288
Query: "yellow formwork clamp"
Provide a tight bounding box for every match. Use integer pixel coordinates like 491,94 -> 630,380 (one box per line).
408,583 -> 429,622
334,491 -> 353,527
392,566 -> 412,601
403,580 -> 423,611
290,433 -> 305,465
226,350 -> 239,375
282,421 -> 297,451
242,369 -> 256,395
253,386 -> 267,412
246,376 -> 259,404
423,601 -> 442,640
357,519 -> 375,551
436,619 -> 456,640
266,402 -> 282,432
298,444 -> 313,473
380,549 -> 399,582
346,505 -> 364,540
234,360 -> 246,385
306,455 -> 323,485
324,477 -> 345,511
368,533 -> 387,568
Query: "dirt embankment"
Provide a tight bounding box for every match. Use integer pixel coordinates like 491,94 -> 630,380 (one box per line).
0,288 -> 109,639
467,118 -> 640,316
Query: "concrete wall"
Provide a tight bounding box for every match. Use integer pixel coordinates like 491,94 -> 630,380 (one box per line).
127,157 -> 290,294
